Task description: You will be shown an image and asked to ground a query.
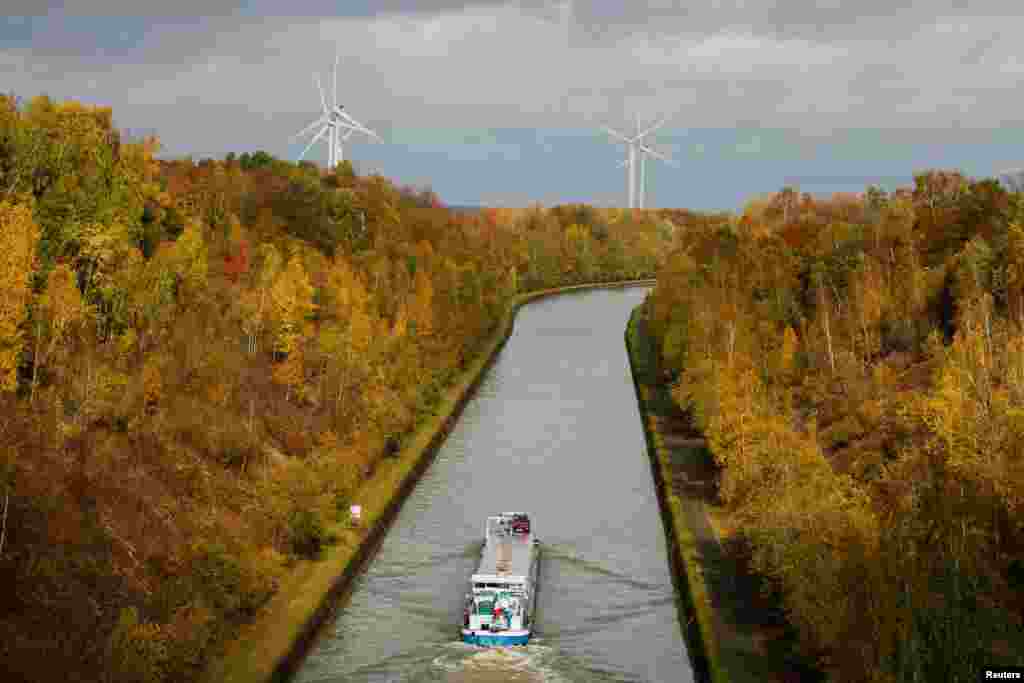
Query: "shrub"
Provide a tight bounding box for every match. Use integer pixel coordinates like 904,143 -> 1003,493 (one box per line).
213,421 -> 258,469
287,508 -> 326,559
821,415 -> 864,450
190,542 -> 247,615
105,607 -> 171,683
163,604 -> 215,680
881,317 -> 918,354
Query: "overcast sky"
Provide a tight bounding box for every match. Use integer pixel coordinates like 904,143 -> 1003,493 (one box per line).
3,1 -> 1023,210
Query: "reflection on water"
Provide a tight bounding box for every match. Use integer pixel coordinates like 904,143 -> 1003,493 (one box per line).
291,287 -> 694,683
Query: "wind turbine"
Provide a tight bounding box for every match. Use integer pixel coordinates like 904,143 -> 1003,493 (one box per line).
997,168 -> 1024,193
291,51 -> 382,169
601,115 -> 675,208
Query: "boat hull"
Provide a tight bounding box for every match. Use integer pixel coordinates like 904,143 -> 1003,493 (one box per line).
461,629 -> 530,647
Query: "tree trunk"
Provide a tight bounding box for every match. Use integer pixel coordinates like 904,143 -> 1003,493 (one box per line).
336,360 -> 348,420
0,488 -> 8,559
30,318 -> 43,405
824,306 -> 835,374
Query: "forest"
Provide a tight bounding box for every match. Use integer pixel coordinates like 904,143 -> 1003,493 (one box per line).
0,94 -> 679,683
643,175 -> 1024,680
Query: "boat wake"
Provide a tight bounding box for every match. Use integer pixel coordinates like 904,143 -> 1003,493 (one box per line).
539,542 -> 665,591
432,641 -> 568,683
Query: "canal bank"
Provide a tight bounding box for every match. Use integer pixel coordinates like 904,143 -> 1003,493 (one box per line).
625,305 -> 723,683
625,302 -> 825,683
201,278 -> 656,683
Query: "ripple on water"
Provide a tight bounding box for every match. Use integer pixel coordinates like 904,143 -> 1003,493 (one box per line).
432,642 -> 568,683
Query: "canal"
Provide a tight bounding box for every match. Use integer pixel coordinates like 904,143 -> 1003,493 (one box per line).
291,286 -> 694,683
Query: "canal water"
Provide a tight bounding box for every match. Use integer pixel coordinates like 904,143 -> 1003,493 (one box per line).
291,286 -> 694,683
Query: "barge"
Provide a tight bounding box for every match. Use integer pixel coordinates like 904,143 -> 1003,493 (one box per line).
462,512 -> 540,646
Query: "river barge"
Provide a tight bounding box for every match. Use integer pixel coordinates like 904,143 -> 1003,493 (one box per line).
462,512 -> 540,646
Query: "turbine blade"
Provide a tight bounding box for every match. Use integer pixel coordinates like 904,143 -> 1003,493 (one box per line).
291,115 -> 328,141
333,49 -> 340,110
346,122 -> 380,140
298,125 -> 329,161
641,145 -> 679,167
639,144 -> 668,161
601,125 -> 632,144
315,74 -> 329,115
637,115 -> 670,140
335,109 -> 369,131
337,110 -> 382,141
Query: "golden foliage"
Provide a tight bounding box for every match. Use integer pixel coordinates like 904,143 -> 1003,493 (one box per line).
272,348 -> 306,401
391,302 -> 408,339
106,607 -> 170,683
0,200 -> 40,391
778,325 -> 798,378
142,360 -> 163,410
269,256 -> 316,355
40,263 -> 88,340
349,303 -> 374,356
167,219 -> 209,300
411,266 -> 434,337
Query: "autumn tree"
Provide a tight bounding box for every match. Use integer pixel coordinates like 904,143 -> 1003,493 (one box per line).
237,243 -> 283,355
223,214 -> 251,284
31,262 -> 88,401
269,255 -> 316,360
0,200 -> 40,391
410,263 -> 435,338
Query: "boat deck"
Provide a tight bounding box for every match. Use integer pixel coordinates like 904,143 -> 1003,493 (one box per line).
475,529 -> 536,579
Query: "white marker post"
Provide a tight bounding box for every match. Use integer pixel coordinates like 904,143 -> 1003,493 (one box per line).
350,504 -> 362,527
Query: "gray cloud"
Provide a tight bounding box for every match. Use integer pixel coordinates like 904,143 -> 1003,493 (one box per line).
2,0 -> 1022,171
5,1 -> 244,17
962,29 -> 1003,65
4,0 -> 522,19
567,0 -> 1022,43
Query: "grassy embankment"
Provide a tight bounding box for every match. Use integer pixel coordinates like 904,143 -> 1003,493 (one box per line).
203,278 -> 656,683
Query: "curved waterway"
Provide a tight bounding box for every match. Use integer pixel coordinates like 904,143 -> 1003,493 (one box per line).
292,286 -> 694,683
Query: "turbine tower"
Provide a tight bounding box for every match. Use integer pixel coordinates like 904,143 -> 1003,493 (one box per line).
601,115 -> 675,208
637,141 -> 677,208
291,51 -> 382,169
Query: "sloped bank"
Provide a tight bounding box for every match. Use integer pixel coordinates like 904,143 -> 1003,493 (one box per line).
625,304 -> 725,683
202,278 -> 656,683
627,303 -> 827,683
